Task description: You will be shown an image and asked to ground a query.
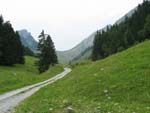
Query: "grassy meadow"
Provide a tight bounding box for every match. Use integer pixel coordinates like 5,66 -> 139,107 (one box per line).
0,56 -> 63,94
15,41 -> 150,113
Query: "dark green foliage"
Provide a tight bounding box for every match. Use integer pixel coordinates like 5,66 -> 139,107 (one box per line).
92,1 -> 150,61
38,30 -> 58,73
0,16 -> 24,65
15,32 -> 25,64
142,15 -> 150,39
24,47 -> 35,56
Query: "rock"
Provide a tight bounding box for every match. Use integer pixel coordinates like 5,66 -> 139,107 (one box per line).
114,103 -> 119,106
146,107 -> 150,109
66,107 -> 75,113
63,99 -> 72,106
107,96 -> 111,99
104,90 -> 108,94
49,108 -> 53,111
100,68 -> 104,71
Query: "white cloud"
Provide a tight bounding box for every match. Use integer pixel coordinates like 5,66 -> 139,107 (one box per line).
0,0 -> 143,50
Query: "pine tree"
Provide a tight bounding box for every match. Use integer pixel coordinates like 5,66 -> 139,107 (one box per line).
0,15 -> 4,63
24,47 -> 35,56
1,21 -> 16,65
38,30 -> 47,73
0,16 -> 24,66
37,30 -> 58,73
92,1 -> 150,61
46,35 -> 58,65
124,29 -> 135,46
14,31 -> 25,64
92,33 -> 101,61
143,15 -> 150,39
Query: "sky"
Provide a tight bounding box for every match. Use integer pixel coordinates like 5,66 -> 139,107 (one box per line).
0,0 -> 143,51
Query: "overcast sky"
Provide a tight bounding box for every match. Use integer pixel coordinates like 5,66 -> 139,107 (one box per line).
0,0 -> 143,51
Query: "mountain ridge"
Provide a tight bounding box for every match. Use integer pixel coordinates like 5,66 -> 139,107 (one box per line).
18,29 -> 38,51
57,5 -> 138,64
18,5 -> 138,64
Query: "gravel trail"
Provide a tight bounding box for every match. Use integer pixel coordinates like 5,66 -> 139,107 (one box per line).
0,68 -> 71,113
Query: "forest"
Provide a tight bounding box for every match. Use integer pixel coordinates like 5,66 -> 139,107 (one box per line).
92,0 -> 150,61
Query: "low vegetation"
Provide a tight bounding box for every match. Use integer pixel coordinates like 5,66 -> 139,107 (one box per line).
16,40 -> 150,113
0,56 -> 63,94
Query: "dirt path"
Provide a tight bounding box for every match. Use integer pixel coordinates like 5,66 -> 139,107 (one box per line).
0,68 -> 71,113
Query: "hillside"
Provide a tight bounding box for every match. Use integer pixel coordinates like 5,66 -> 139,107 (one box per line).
18,29 -> 38,51
57,5 -> 138,64
71,47 -> 92,63
57,26 -> 109,64
17,5 -> 138,64
0,56 -> 63,94
16,40 -> 150,113
92,0 -> 150,61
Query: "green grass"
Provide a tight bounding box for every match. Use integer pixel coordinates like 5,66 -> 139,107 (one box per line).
16,41 -> 150,113
0,56 -> 64,94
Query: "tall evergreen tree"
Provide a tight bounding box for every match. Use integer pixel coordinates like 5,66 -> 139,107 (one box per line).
14,31 -> 25,64
24,46 -> 35,56
38,30 -> 58,73
92,1 -> 150,61
0,15 -> 4,62
142,15 -> 150,39
0,15 -> 24,66
46,35 -> 58,65
1,21 -> 16,65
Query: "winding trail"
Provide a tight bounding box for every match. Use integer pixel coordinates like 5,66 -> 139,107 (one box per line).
0,68 -> 71,113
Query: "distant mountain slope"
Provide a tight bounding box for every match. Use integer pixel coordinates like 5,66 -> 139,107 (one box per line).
57,26 -> 109,64
57,32 -> 96,64
18,29 -> 38,51
57,5 -> 138,64
115,7 -> 137,25
71,46 -> 93,63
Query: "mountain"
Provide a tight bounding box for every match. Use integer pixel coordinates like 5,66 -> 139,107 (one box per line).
57,26 -> 109,64
57,6 -> 138,64
17,6 -> 137,64
57,32 -> 96,64
115,7 -> 137,25
18,29 -> 38,51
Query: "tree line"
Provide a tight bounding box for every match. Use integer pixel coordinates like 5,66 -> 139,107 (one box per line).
92,0 -> 150,61
0,16 -> 24,65
37,30 -> 58,73
0,15 -> 58,73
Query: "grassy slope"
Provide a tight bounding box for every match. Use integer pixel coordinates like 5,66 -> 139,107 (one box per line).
0,56 -> 63,94
16,41 -> 150,113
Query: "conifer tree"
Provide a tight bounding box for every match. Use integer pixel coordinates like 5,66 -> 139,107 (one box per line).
92,1 -> 150,61
0,15 -> 24,66
24,47 -> 35,56
1,21 -> 16,65
46,35 -> 58,65
38,30 -> 58,73
143,15 -> 150,39
14,31 -> 25,64
0,15 -> 4,62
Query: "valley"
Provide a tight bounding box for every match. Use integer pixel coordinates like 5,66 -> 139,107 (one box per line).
15,40 -> 150,113
0,0 -> 150,113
